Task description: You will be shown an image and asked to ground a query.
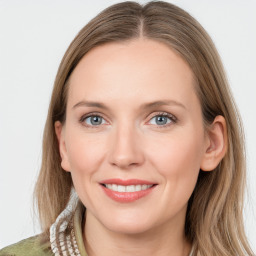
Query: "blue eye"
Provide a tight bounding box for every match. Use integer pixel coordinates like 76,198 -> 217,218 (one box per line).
149,114 -> 174,126
80,112 -> 176,128
84,115 -> 106,126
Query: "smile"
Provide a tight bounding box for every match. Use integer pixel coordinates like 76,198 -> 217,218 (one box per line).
100,179 -> 157,203
103,184 -> 154,192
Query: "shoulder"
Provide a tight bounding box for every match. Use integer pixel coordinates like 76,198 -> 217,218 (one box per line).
0,234 -> 54,256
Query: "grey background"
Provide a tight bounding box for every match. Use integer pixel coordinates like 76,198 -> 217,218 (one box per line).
0,0 -> 255,251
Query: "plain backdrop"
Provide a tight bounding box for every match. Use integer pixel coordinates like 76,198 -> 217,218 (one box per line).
0,0 -> 255,251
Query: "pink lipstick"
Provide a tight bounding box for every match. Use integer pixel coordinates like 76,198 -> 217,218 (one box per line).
100,179 -> 156,203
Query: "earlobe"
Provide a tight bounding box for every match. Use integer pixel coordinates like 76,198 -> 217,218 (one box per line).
54,121 -> 71,172
200,115 -> 227,172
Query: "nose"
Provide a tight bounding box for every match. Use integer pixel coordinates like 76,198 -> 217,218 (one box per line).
108,124 -> 145,169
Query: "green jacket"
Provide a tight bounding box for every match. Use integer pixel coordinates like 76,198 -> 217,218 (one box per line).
0,201 -> 88,256
0,235 -> 53,256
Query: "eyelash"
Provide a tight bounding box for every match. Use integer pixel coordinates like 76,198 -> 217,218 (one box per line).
79,111 -> 177,129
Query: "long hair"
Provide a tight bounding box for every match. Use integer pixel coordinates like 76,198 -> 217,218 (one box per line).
34,1 -> 253,255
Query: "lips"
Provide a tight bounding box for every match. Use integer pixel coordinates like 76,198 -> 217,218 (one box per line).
105,184 -> 153,192
100,179 -> 157,203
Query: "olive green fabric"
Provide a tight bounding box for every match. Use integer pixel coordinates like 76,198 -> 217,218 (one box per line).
0,235 -> 53,256
0,202 -> 88,256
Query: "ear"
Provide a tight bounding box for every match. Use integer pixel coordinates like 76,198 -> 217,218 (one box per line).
55,121 -> 71,172
200,115 -> 227,172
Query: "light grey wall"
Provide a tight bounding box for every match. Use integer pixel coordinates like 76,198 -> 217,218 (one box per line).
0,0 -> 255,251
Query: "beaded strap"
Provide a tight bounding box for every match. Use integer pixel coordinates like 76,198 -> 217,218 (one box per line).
50,188 -> 81,256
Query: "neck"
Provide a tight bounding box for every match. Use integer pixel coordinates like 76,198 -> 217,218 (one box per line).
83,211 -> 192,256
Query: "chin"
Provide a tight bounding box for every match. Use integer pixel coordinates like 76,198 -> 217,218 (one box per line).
107,221 -> 152,235
99,212 -> 157,235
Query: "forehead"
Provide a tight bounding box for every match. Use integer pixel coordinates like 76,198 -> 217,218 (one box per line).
67,39 -> 197,109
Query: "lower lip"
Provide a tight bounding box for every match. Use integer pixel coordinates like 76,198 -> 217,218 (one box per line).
101,185 -> 156,203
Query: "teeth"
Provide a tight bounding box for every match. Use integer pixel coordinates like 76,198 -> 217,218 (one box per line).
142,184 -> 148,190
118,185 -> 125,192
112,184 -> 118,191
105,184 -> 153,192
135,185 -> 141,191
126,185 -> 135,192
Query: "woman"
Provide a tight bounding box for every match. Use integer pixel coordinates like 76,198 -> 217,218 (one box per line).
0,1 -> 254,256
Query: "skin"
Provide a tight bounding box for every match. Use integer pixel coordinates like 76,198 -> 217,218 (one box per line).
55,39 -> 227,256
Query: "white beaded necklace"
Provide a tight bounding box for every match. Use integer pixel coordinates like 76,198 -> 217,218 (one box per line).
50,188 -> 81,256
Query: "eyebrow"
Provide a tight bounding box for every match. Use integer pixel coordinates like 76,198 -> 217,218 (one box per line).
72,100 -> 186,110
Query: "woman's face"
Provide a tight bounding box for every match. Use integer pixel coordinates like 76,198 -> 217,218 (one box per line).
57,39 -> 210,235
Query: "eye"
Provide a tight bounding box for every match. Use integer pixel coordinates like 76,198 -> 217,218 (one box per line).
81,115 -> 107,126
148,113 -> 176,127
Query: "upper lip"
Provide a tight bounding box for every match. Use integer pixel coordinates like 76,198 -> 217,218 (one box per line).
100,179 -> 156,186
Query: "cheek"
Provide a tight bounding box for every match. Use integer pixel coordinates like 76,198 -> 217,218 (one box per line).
146,130 -> 204,200
148,128 -> 204,169
65,132 -> 106,177
64,131 -> 108,208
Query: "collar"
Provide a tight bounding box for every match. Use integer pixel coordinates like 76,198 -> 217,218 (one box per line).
50,188 -> 87,256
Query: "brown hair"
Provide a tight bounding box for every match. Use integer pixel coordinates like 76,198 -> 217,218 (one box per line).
34,1 -> 253,255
